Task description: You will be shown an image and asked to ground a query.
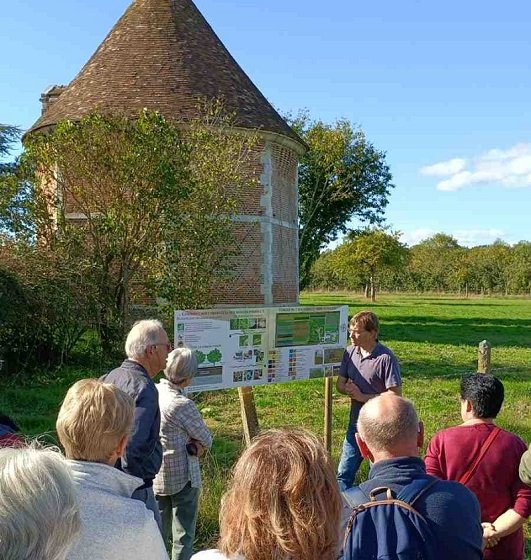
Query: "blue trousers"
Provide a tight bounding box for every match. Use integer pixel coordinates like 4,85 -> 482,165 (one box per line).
157,482 -> 199,560
337,422 -> 363,491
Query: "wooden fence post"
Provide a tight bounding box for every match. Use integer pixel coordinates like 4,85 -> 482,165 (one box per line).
324,376 -> 333,454
238,386 -> 259,446
477,340 -> 491,374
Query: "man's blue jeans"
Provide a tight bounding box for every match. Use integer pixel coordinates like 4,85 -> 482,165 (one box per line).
337,422 -> 363,491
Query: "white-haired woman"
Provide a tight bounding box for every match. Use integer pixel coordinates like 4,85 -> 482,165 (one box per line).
0,446 -> 80,560
154,347 -> 213,560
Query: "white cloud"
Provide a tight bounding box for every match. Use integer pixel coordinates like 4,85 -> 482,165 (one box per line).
420,143 -> 531,191
452,229 -> 505,247
419,158 -> 467,177
400,228 -> 507,248
400,228 -> 436,246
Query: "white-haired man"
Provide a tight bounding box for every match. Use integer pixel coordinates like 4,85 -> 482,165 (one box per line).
342,394 -> 483,560
102,319 -> 172,527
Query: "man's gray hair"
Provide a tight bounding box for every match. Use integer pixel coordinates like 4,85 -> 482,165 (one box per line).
0,446 -> 80,560
125,319 -> 165,360
358,396 -> 419,452
165,347 -> 198,385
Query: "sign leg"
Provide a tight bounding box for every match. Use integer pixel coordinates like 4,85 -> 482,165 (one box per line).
238,386 -> 260,446
324,376 -> 333,454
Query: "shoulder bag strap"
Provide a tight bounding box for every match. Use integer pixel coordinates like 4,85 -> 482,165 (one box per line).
458,426 -> 501,486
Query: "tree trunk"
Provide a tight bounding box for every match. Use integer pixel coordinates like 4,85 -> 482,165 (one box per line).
365,283 -> 370,299
370,274 -> 376,302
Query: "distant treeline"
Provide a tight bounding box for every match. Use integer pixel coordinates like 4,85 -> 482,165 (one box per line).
308,233 -> 531,296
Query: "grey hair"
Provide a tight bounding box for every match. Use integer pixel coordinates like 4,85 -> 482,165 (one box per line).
125,319 -> 165,360
0,446 -> 80,560
358,396 -> 419,452
165,347 -> 198,385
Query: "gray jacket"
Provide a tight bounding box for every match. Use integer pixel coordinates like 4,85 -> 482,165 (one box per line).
102,359 -> 163,485
65,460 -> 168,560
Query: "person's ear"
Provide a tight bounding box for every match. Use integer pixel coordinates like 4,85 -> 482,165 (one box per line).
465,399 -> 473,413
417,421 -> 424,449
116,435 -> 128,458
355,432 -> 373,462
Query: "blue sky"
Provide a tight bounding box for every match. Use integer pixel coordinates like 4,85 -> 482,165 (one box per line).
2,0 -> 530,247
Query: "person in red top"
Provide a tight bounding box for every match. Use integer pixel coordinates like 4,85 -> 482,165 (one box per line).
425,374 -> 531,560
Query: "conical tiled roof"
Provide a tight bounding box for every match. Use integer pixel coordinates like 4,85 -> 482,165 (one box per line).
28,0 -> 302,145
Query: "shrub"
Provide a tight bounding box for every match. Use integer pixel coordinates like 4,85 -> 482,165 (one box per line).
0,243 -> 97,376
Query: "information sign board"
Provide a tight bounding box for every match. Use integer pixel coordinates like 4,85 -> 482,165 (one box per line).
174,306 -> 349,392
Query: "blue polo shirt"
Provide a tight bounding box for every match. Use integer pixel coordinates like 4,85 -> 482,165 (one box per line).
339,342 -> 401,424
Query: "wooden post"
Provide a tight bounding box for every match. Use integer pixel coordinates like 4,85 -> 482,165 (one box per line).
324,375 -> 333,454
238,386 -> 259,446
477,340 -> 491,374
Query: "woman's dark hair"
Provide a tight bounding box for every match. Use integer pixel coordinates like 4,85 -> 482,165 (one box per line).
460,374 -> 504,419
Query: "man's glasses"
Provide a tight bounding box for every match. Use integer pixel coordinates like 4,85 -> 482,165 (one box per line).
152,342 -> 173,351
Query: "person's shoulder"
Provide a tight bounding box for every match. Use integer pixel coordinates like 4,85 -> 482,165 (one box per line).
430,424 -> 463,440
374,342 -> 396,357
427,477 -> 480,509
498,426 -> 528,448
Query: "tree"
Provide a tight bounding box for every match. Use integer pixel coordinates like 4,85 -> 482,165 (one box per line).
287,113 -> 394,290
0,124 -> 21,164
3,107 -> 258,352
335,228 -> 408,301
409,233 -> 462,292
506,241 -> 531,294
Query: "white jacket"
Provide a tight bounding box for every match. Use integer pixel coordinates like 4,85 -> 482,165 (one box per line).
65,460 -> 168,560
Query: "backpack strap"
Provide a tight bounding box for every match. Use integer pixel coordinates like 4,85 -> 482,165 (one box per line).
396,477 -> 439,506
342,485 -> 369,509
458,426 -> 501,486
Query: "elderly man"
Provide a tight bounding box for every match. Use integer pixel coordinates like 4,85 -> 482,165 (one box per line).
102,319 -> 171,527
342,394 -> 483,559
336,311 -> 402,490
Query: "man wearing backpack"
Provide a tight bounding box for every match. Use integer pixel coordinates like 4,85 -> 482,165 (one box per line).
341,394 -> 483,560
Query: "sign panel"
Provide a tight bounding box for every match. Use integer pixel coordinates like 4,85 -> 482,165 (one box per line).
174,306 -> 349,392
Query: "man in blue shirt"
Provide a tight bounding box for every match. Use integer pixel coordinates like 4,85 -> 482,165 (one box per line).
336,311 -> 401,490
102,319 -> 171,529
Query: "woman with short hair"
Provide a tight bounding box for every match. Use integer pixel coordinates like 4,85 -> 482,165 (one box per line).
191,428 -> 342,560
154,347 -> 213,560
56,378 -> 169,560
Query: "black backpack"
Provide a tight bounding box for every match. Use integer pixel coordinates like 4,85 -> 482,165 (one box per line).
342,477 -> 439,560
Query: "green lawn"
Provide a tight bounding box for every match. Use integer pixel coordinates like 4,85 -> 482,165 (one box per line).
1,293 -> 530,553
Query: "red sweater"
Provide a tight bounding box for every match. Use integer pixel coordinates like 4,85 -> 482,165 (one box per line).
425,423 -> 531,560
0,432 -> 24,448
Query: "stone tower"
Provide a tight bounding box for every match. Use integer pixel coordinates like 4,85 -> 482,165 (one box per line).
28,0 -> 304,306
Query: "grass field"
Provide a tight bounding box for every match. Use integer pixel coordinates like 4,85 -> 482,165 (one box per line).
1,293 -> 530,554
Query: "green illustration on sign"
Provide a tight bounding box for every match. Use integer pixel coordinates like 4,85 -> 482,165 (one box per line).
207,348 -> 222,365
195,350 -> 206,364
